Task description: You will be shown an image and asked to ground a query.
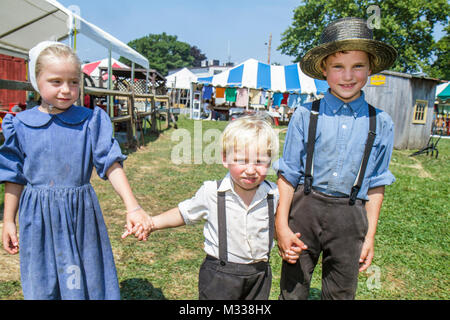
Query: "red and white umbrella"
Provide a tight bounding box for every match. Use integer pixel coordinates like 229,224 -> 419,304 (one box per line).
82,58 -> 129,81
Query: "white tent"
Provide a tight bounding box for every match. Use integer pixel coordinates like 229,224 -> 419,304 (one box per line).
0,0 -> 148,69
197,58 -> 329,95
166,68 -> 197,89
0,0 -> 151,118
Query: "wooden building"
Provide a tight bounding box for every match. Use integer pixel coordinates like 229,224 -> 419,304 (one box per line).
0,54 -> 27,109
364,71 -> 440,150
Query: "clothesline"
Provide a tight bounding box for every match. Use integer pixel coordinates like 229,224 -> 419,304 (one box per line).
199,84 -> 310,109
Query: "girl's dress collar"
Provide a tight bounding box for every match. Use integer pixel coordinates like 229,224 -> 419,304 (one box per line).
16,105 -> 91,127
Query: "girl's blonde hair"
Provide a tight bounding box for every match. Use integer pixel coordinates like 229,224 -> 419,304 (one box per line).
35,44 -> 82,80
221,114 -> 279,162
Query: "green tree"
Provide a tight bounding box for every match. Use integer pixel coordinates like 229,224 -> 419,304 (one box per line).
190,45 -> 207,67
278,0 -> 449,77
120,33 -> 206,75
424,24 -> 450,80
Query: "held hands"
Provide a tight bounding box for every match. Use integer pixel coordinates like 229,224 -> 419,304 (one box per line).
2,222 -> 19,254
276,226 -> 308,264
121,206 -> 154,241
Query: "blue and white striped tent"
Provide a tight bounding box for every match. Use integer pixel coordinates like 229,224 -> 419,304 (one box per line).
197,58 -> 328,95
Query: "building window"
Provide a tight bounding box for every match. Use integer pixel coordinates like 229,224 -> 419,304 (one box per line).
412,100 -> 428,124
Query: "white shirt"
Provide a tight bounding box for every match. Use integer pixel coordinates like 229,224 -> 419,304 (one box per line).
178,173 -> 279,264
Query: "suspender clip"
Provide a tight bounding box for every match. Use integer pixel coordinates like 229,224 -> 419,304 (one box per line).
349,186 -> 360,206
304,176 -> 313,195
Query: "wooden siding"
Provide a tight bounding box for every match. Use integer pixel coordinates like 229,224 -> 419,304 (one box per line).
363,72 -> 438,150
0,54 -> 27,108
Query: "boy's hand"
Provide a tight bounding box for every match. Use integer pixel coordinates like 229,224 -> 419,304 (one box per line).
359,236 -> 375,272
121,209 -> 153,241
276,226 -> 307,264
2,222 -> 19,254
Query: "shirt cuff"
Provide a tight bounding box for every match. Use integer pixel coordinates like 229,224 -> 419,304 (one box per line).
369,170 -> 396,189
178,200 -> 195,225
277,157 -> 300,188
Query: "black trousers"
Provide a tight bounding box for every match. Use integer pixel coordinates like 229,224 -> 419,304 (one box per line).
280,186 -> 368,300
198,255 -> 272,300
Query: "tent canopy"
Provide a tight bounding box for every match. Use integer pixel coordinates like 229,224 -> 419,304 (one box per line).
166,68 -> 197,89
0,0 -> 148,69
197,58 -> 329,95
82,58 -> 129,80
437,82 -> 450,101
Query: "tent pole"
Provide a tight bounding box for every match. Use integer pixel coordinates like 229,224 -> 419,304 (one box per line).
107,49 -> 113,132
190,82 -> 194,119
131,62 -> 137,142
144,69 -> 149,133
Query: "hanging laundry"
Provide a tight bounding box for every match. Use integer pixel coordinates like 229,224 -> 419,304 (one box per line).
225,87 -> 237,102
236,88 -> 249,107
260,91 -> 268,106
249,89 -> 262,105
215,87 -> 226,98
202,86 -> 213,100
287,93 -> 302,109
272,92 -> 283,106
281,92 -> 289,105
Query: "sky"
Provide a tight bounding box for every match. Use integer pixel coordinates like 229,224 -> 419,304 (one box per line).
57,0 -> 301,68
57,0 -> 445,72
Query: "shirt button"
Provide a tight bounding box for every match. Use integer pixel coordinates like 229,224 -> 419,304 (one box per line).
342,124 -> 347,129
333,172 -> 338,177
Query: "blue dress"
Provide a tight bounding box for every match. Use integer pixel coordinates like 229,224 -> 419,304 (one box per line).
0,105 -> 126,300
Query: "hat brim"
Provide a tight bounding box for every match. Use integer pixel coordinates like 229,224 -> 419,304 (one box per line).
300,39 -> 397,80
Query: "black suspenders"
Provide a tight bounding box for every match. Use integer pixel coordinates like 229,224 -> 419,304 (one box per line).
216,180 -> 274,265
303,99 -> 377,205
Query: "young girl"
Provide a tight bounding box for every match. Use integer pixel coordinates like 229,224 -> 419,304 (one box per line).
0,41 -> 152,300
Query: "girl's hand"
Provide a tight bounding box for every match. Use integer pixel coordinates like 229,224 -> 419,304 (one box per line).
121,207 -> 154,241
2,222 -> 19,254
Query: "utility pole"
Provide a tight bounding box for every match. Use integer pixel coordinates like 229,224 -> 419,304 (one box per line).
267,33 -> 272,65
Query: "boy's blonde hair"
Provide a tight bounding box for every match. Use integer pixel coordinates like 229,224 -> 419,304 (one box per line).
35,44 -> 82,80
221,114 -> 279,163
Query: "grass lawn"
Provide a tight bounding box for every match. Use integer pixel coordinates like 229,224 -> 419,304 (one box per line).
0,115 -> 448,300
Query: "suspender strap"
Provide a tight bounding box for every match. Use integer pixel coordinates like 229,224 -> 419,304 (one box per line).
349,104 -> 377,205
267,193 -> 274,260
216,180 -> 275,263
216,180 -> 228,264
304,99 -> 321,195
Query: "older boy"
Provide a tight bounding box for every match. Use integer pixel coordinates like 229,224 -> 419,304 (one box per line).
275,17 -> 397,300
133,115 -> 287,299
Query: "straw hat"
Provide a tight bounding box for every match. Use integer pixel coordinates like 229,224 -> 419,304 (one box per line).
300,17 -> 397,80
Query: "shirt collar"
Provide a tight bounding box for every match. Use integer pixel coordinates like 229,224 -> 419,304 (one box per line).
323,90 -> 367,118
16,105 -> 91,127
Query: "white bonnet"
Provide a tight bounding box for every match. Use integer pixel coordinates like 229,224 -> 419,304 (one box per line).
28,41 -> 71,93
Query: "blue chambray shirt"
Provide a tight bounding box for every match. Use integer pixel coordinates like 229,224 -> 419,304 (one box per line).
277,90 -> 395,200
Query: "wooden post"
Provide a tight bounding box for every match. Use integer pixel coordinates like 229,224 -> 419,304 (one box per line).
79,73 -> 85,107
150,73 -> 158,133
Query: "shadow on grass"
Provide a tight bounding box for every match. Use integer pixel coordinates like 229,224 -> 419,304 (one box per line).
308,287 -> 321,300
120,278 -> 167,300
120,121 -> 174,155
